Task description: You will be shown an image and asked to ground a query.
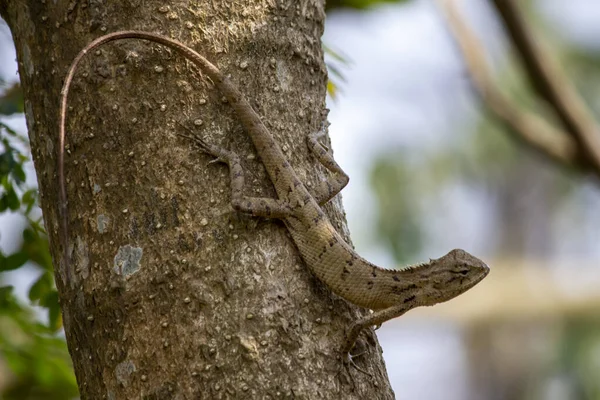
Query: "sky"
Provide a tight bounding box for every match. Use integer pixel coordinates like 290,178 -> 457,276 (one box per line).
0,0 -> 599,398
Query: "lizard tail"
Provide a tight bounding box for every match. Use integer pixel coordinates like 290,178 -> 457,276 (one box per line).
58,31 -> 236,283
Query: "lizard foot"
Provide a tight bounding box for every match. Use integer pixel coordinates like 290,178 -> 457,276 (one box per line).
335,350 -> 371,391
342,350 -> 372,377
308,131 -> 330,151
176,132 -> 219,157
336,355 -> 356,391
341,325 -> 372,379
176,125 -> 237,165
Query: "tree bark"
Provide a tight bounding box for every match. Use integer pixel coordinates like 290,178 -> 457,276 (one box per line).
1,1 -> 394,398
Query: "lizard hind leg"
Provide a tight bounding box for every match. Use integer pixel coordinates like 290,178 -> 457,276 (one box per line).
177,126 -> 294,219
343,351 -> 372,377
342,304 -> 410,369
306,129 -> 349,205
176,132 -> 230,164
335,348 -> 372,391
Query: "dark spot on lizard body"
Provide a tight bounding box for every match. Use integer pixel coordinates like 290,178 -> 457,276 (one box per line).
371,267 -> 377,278
345,254 -> 356,266
317,245 -> 328,259
340,266 -> 350,280
392,275 -> 400,282
403,295 -> 416,303
391,283 -> 418,295
312,210 -> 324,224
366,280 -> 374,289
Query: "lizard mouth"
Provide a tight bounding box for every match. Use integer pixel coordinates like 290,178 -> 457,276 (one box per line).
464,266 -> 490,291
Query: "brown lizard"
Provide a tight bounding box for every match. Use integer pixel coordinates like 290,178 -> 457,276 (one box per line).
59,31 -> 489,365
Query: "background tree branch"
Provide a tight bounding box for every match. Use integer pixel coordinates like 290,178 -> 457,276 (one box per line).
438,0 -> 600,179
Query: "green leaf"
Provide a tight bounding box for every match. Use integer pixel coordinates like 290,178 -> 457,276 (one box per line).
28,273 -> 52,303
21,227 -> 53,270
5,186 -> 20,210
323,44 -> 350,64
325,0 -> 408,10
0,150 -> 15,179
42,291 -> 62,331
21,188 -> 37,214
0,285 -> 15,305
0,252 -> 28,271
0,83 -> 24,115
21,188 -> 37,206
0,121 -> 20,136
11,163 -> 26,184
327,81 -> 339,99
327,63 -> 348,83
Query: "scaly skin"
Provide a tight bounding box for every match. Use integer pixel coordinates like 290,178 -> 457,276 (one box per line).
59,31 -> 490,364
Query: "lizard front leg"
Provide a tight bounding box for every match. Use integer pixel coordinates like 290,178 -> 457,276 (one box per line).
179,131 -> 294,218
341,304 -> 410,362
306,129 -> 349,205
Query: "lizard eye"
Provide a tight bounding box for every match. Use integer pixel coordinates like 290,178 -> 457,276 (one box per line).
458,269 -> 469,276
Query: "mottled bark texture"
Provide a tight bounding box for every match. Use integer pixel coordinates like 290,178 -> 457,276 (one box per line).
1,0 -> 395,398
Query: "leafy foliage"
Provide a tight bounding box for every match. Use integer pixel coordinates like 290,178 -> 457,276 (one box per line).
0,78 -> 78,398
370,152 -> 424,263
0,83 -> 24,115
324,44 -> 351,100
326,0 -> 409,11
0,287 -> 78,400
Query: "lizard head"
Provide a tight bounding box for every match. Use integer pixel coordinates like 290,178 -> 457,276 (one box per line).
413,248 -> 489,306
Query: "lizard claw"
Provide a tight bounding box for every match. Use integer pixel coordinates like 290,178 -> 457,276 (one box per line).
207,157 -> 224,166
343,350 -> 372,377
336,349 -> 371,391
340,326 -> 372,380
314,128 -> 327,140
176,123 -> 230,163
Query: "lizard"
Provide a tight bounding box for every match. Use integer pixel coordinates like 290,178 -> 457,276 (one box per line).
58,31 -> 490,366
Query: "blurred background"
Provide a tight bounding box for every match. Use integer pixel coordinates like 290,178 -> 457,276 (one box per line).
1,0 -> 600,398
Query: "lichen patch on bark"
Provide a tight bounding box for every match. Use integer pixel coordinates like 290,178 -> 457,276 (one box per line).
113,245 -> 143,277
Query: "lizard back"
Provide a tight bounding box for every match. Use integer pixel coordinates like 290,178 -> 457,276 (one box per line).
284,200 -> 422,311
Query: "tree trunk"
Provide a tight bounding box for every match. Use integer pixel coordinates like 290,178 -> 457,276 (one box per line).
1,0 -> 395,398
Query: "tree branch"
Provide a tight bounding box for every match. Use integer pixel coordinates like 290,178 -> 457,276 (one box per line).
437,0 -> 583,171
489,0 -> 600,175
